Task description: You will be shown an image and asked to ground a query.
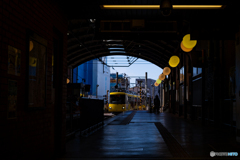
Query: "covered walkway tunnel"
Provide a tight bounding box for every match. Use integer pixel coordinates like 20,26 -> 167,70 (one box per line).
1,0 -> 240,159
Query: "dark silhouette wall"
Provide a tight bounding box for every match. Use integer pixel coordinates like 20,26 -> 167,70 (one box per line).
0,0 -> 68,158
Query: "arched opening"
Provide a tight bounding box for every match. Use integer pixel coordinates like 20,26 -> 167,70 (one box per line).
2,1 -> 240,159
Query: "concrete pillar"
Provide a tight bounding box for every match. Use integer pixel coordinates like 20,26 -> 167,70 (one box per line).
235,29 -> 240,143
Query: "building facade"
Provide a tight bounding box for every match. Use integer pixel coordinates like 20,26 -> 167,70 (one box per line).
135,78 -> 159,99
72,57 -> 110,99
110,73 -> 128,92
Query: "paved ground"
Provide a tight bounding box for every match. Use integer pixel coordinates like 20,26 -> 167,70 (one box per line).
57,110 -> 240,160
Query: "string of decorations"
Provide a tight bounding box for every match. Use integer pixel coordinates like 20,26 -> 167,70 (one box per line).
154,34 -> 197,86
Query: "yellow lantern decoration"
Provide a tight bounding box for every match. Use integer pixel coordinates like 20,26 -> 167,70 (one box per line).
169,55 -> 180,68
29,56 -> 37,67
67,78 -> 70,84
154,82 -> 159,86
156,79 -> 161,84
182,34 -> 197,49
163,67 -> 171,75
29,41 -> 34,52
158,74 -> 165,80
180,41 -> 193,52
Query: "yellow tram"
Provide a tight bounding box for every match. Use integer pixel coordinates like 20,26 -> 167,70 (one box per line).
108,92 -> 140,112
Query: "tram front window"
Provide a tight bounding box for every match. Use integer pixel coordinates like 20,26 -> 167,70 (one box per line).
110,95 -> 125,104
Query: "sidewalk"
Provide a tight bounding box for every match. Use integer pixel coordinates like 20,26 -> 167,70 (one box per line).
57,110 -> 240,160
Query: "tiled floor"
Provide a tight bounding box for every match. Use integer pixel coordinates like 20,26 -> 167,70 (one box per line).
57,110 -> 240,160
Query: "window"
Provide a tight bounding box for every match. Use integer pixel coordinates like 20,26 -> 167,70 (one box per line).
128,96 -> 132,103
180,66 -> 184,83
193,67 -> 197,76
27,31 -> 47,109
110,95 -> 125,104
169,80 -> 171,90
193,67 -> 202,77
198,68 -> 202,74
180,85 -> 184,105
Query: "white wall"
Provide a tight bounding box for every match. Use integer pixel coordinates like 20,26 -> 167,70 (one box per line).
96,57 -> 110,99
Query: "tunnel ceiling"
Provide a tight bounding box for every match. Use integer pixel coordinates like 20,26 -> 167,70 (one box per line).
57,0 -> 239,68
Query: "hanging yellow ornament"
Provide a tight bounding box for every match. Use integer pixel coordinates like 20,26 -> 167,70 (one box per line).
29,41 -> 34,52
169,55 -> 180,68
163,67 -> 171,75
156,79 -> 161,84
158,74 -> 165,80
180,41 -> 193,52
67,78 -> 70,84
182,34 -> 197,49
29,56 -> 37,67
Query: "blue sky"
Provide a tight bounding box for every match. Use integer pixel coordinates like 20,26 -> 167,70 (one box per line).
108,55 -> 163,84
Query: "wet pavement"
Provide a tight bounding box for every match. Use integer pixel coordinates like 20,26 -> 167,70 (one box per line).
57,110 -> 240,160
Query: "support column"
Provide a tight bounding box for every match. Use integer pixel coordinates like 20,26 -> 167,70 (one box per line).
140,81 -> 142,109
176,66 -> 180,116
171,72 -> 174,113
186,53 -> 193,121
184,54 -> 187,119
202,49 -> 206,125
173,68 -> 177,114
68,66 -> 72,83
168,75 -> 171,112
162,82 -> 164,107
235,29 -> 240,143
213,40 -> 221,126
206,40 -> 215,123
165,77 -> 169,110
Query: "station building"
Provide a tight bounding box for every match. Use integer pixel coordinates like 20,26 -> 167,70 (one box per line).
1,0 -> 240,159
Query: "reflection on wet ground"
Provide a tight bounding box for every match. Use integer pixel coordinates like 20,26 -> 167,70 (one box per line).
58,111 -> 240,160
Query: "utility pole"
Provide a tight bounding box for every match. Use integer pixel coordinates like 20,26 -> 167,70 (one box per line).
139,81 -> 142,110
152,84 -> 155,99
145,72 -> 147,110
151,84 -> 154,110
125,78 -> 127,91
116,72 -> 118,92
136,84 -> 138,109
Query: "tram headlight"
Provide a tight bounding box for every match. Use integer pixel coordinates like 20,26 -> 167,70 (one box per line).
109,107 -> 112,109
122,107 -> 125,109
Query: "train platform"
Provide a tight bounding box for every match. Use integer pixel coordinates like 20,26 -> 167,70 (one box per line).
57,110 -> 240,160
